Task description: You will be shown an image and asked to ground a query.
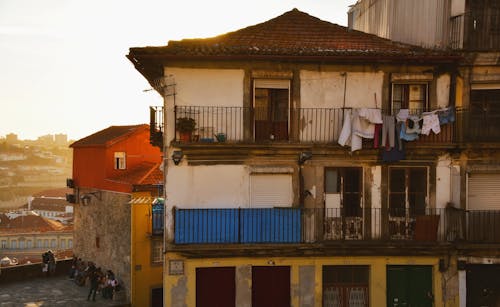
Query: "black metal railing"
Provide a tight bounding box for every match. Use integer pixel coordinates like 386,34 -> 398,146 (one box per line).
149,106 -> 164,148
173,106 -> 469,144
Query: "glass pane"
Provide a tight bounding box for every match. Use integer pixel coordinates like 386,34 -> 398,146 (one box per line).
325,168 -> 340,193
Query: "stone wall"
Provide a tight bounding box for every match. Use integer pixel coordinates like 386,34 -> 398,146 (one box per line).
73,189 -> 131,301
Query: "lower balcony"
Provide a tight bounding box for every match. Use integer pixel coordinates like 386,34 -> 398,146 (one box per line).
172,207 -> 500,245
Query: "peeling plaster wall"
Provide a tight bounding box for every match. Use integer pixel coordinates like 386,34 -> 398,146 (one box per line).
166,165 -> 249,208
236,265 -> 252,307
299,265 -> 315,307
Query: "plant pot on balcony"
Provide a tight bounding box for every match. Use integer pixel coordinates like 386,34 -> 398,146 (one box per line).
176,117 -> 196,143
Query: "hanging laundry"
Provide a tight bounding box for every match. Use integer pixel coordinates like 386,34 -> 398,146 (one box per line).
438,106 -> 456,125
396,109 -> 410,122
338,109 -> 362,152
400,121 -> 419,142
380,115 -> 395,149
406,116 -> 422,134
421,112 -> 441,135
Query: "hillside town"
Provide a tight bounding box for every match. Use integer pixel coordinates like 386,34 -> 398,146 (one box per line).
1,1 -> 500,306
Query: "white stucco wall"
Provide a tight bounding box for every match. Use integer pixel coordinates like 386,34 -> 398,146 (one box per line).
166,164 -> 249,208
300,71 -> 384,108
436,74 -> 451,108
164,68 -> 244,107
436,155 -> 452,209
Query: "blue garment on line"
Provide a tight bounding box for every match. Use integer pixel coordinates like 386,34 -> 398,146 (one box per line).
438,106 -> 456,125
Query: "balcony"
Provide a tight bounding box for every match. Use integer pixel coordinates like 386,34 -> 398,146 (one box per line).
172,207 -> 500,245
174,106 -> 463,145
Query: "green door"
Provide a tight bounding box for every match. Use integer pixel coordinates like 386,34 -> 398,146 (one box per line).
387,265 -> 433,307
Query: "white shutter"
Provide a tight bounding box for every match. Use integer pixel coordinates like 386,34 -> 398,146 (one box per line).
254,79 -> 290,89
250,174 -> 293,208
468,173 -> 500,210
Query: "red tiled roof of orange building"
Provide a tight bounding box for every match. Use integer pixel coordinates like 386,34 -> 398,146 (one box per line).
129,9 -> 458,61
0,214 -> 72,234
106,161 -> 162,186
70,124 -> 148,148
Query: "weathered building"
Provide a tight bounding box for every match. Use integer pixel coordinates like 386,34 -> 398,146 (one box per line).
69,124 -> 162,303
128,8 -> 474,307
350,1 -> 500,305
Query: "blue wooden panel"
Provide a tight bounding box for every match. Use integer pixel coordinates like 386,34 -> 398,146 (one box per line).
175,209 -> 238,244
240,208 -> 301,243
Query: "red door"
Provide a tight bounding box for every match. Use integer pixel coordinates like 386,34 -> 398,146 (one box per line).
252,266 -> 290,307
196,267 -> 235,307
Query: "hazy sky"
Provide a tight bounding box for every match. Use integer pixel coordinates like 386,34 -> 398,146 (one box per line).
0,0 -> 354,141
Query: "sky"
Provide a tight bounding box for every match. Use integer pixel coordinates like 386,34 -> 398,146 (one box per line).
0,0 -> 354,141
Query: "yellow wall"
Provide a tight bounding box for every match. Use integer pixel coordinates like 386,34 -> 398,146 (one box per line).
165,253 -> 458,307
131,191 -> 163,307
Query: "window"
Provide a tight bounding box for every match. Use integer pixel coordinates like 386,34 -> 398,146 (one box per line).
1,240 -> 6,248
27,240 -> 32,248
253,79 -> 290,141
68,239 -> 73,248
392,84 -> 428,114
37,239 -> 42,248
323,266 -> 369,307
60,239 -> 66,249
389,167 -> 427,216
51,239 -> 57,248
114,152 -> 126,169
44,239 -> 49,248
19,240 -> 25,249
151,239 -> 164,264
10,240 -> 17,249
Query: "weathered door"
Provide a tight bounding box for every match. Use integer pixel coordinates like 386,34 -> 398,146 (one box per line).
254,79 -> 290,141
196,267 -> 235,307
252,266 -> 290,307
466,264 -> 500,307
151,287 -> 163,307
387,265 -> 433,307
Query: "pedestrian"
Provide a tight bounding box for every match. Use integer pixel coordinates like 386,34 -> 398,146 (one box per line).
41,251 -> 49,276
47,250 -> 56,276
87,268 -> 101,301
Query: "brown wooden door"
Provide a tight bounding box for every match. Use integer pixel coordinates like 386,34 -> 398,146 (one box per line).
252,266 -> 290,307
196,267 -> 235,307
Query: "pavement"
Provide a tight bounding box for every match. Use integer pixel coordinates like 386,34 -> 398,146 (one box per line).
0,275 -> 130,307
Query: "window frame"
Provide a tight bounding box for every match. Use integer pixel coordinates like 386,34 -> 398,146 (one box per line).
151,238 -> 164,265
391,83 -> 429,115
114,152 -> 126,170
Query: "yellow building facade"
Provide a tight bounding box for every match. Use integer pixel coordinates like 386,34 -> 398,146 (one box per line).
131,191 -> 163,307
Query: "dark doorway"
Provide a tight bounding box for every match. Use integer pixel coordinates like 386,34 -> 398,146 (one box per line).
151,287 -> 163,307
252,266 -> 290,307
466,264 -> 500,307
387,265 -> 433,307
254,88 -> 289,141
196,267 -> 235,307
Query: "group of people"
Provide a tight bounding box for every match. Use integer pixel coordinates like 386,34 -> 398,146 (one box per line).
68,256 -> 120,302
41,250 -> 56,276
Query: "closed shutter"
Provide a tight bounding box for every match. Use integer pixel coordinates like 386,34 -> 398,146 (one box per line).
468,173 -> 500,210
254,79 -> 290,89
250,174 -> 293,208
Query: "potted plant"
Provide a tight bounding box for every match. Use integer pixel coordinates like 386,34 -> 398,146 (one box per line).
176,117 -> 196,142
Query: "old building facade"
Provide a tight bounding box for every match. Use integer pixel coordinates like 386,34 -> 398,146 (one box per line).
127,8 -> 485,307
69,124 -> 162,303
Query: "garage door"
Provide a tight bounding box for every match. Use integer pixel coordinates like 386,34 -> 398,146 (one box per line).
468,173 -> 500,210
252,266 -> 290,307
196,267 -> 235,307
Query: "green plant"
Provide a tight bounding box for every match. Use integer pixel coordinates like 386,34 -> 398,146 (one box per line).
176,117 -> 196,133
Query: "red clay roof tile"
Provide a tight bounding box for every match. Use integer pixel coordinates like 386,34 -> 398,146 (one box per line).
70,124 -> 148,148
129,9 -> 458,60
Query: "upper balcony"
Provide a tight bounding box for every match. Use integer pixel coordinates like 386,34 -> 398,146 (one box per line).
167,106 -> 499,147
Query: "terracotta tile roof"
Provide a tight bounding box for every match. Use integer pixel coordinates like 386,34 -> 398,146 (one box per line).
70,124 -> 149,148
0,214 -> 72,234
129,9 -> 458,62
106,162 -> 163,186
32,188 -> 73,198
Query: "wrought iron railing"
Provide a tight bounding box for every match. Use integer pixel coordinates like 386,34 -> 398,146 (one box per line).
149,106 -> 164,148
173,106 -> 468,145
